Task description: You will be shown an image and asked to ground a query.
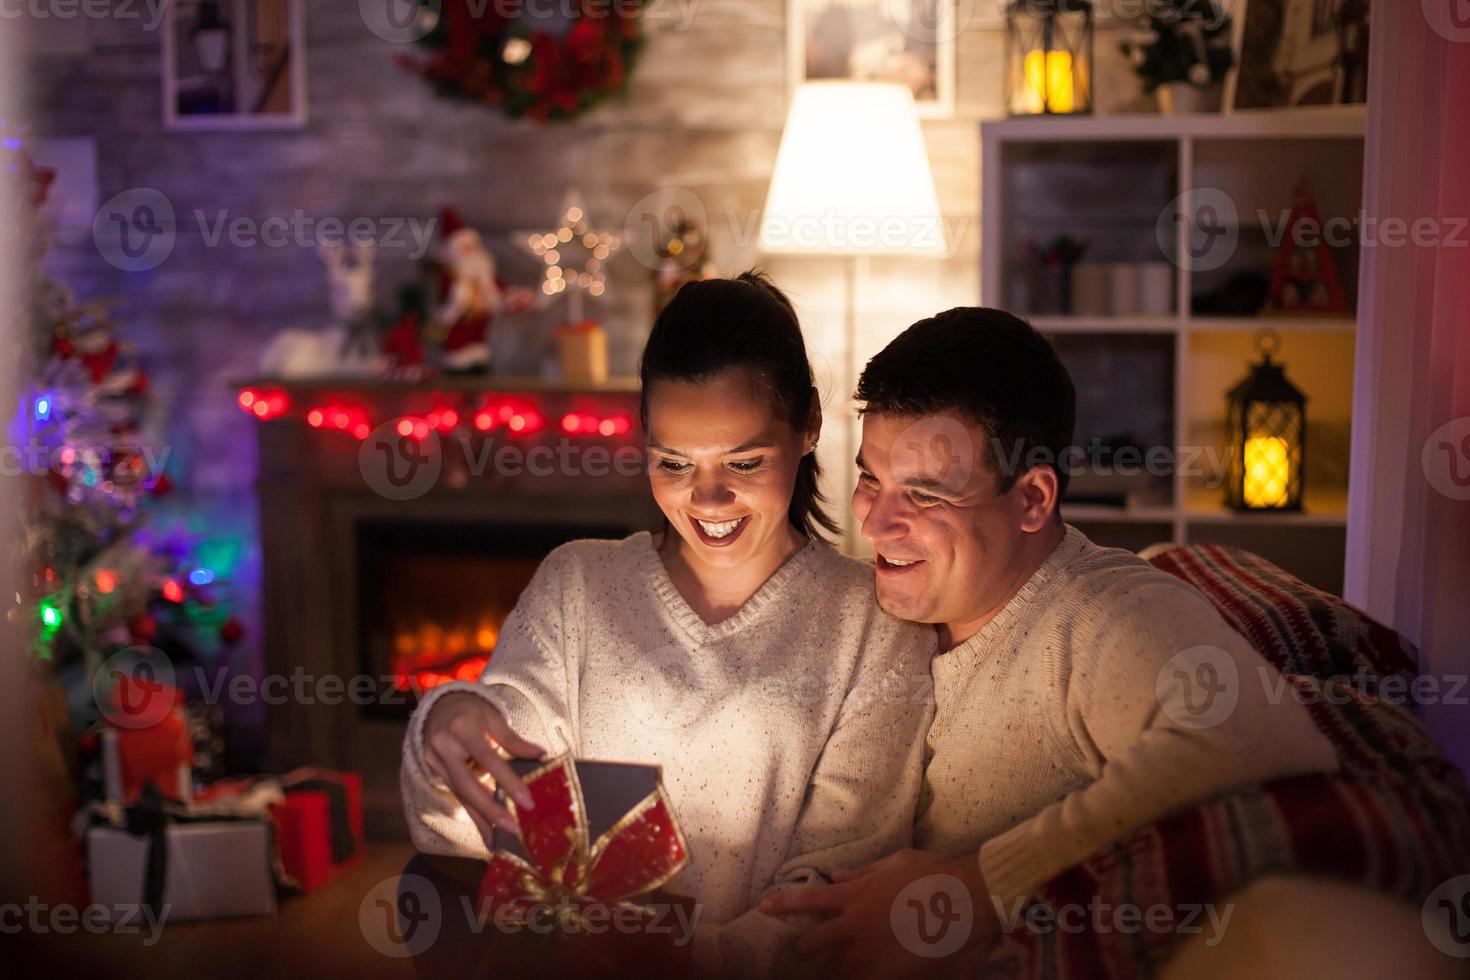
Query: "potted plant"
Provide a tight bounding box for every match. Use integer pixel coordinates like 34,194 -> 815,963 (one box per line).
1120,0 -> 1235,114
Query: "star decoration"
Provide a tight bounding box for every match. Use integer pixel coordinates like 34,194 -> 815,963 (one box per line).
521,199 -> 622,300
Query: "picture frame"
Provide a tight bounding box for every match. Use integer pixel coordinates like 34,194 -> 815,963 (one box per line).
786,0 -> 957,117
1225,0 -> 1371,113
162,0 -> 307,131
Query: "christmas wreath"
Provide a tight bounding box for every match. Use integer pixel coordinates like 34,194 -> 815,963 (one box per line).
400,0 -> 644,123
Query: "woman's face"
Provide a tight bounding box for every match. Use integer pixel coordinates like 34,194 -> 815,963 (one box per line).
645,368 -> 815,571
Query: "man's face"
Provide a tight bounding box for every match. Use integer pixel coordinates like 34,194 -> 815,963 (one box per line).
852,412 -> 1035,645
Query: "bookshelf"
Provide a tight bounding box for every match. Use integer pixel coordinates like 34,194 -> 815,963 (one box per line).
981,109 -> 1366,591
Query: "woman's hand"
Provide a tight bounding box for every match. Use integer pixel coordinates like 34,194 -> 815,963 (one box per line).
422,691 -> 546,846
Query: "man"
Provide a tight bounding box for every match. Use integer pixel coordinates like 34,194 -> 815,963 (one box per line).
761,308 -> 1341,975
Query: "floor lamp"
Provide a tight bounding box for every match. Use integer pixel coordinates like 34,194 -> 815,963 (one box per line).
759,82 -> 946,552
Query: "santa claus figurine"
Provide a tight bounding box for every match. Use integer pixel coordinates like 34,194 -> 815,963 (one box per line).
433,210 -> 533,373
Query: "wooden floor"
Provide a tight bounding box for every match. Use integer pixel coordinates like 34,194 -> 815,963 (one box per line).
12,842 -> 423,980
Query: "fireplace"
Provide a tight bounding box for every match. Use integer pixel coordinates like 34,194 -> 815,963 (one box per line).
249,377 -> 660,837
356,519 -> 625,713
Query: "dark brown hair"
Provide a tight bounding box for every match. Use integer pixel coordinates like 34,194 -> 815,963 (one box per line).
857,307 -> 1077,495
639,272 -> 836,538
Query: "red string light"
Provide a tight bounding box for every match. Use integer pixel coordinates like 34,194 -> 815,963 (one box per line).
561,411 -> 632,438
237,388 -> 290,421
303,402 -> 373,439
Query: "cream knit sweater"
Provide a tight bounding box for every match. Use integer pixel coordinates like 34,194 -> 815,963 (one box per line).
401,531 -> 936,976
917,525 -> 1341,908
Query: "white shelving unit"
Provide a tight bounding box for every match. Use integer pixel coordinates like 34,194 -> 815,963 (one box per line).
981,109 -> 1365,585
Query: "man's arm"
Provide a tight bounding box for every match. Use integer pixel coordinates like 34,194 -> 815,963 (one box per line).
977,575 -> 1339,908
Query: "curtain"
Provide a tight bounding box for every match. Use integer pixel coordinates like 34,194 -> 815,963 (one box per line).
1346,2 -> 1470,773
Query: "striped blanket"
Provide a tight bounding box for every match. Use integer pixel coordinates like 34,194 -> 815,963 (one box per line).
999,544 -> 1470,978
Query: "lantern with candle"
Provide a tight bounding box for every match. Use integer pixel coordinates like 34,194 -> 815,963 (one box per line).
1224,330 -> 1307,512
1006,0 -> 1094,116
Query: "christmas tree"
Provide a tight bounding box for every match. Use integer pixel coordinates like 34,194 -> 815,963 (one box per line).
6,131 -> 243,701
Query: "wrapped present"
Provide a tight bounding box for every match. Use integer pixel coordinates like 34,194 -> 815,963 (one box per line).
269,768 -> 365,894
87,792 -> 276,922
479,755 -> 688,926
555,320 -> 609,385
101,674 -> 194,804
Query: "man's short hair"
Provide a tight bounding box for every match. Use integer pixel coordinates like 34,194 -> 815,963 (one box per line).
856,307 -> 1077,495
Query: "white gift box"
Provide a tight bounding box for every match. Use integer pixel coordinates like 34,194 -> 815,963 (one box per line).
87,819 -> 277,922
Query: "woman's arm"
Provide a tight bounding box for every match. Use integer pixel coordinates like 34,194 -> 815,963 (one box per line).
400,548 -> 582,858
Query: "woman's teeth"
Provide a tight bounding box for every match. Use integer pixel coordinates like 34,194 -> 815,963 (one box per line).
883,556 -> 918,567
697,517 -> 744,539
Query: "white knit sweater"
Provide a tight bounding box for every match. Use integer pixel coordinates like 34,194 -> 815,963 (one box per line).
401,531 -> 936,976
917,525 -> 1341,907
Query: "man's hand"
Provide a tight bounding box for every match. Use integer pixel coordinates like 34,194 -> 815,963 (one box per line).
759,849 -> 999,979
422,691 -> 545,848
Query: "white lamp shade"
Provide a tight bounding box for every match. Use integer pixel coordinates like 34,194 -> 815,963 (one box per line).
760,82 -> 945,257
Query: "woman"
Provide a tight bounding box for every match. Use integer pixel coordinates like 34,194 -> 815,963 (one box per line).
401,273 -> 935,975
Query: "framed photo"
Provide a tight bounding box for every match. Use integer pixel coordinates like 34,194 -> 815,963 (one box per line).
1226,0 -> 1370,112
787,0 -> 957,117
162,0 -> 307,130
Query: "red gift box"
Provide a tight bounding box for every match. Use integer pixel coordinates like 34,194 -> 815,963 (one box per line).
101,675 -> 194,804
269,769 -> 364,893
